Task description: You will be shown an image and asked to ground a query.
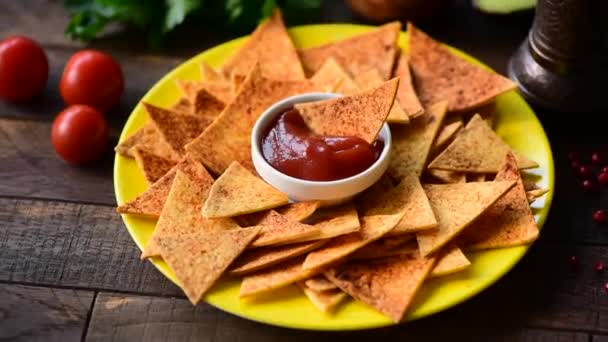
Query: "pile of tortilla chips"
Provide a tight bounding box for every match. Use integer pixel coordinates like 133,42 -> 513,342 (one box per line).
115,10 -> 548,323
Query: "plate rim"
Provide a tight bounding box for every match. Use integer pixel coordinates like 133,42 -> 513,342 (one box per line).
113,23 -> 555,331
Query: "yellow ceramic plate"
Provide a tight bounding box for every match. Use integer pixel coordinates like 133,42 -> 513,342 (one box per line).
114,24 -> 554,330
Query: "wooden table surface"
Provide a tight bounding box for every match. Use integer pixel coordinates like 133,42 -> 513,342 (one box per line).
1,1 -> 607,341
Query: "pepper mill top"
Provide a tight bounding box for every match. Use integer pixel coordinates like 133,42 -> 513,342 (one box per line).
508,0 -> 608,112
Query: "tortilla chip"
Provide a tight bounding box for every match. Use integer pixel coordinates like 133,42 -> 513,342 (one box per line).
202,161 -> 289,218
429,246 -> 470,277
177,79 -> 233,104
527,188 -> 549,203
290,204 -> 361,243
133,148 -> 176,185
304,276 -> 338,292
200,62 -> 222,82
407,23 -> 516,112
467,173 -> 486,182
298,283 -> 347,313
294,78 -> 398,144
428,114 -> 539,173
299,22 -> 401,80
158,225 -> 260,304
302,214 -> 403,271
229,240 -> 327,276
350,238 -> 417,260
431,120 -> 463,154
116,156 -> 213,218
393,53 -> 424,118
239,256 -> 317,297
359,174 -> 437,235
231,73 -> 246,95
461,153 -> 539,251
115,123 -> 179,161
427,170 -> 466,184
185,63 -> 313,174
355,68 -> 409,124
142,170 -> 239,258
389,101 -> 448,179
325,253 -> 436,322
417,180 -> 515,256
310,58 -> 359,94
143,102 -> 211,157
250,211 -> 320,247
523,179 -> 540,192
220,10 -> 305,80
171,97 -> 194,115
277,201 -> 321,222
192,87 -> 225,119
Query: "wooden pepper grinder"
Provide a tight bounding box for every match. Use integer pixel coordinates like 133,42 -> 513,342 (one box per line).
508,0 -> 608,112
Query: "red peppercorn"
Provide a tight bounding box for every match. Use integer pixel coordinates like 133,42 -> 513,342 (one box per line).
593,210 -> 606,223
592,152 -> 602,165
569,255 -> 578,270
595,261 -> 604,272
579,165 -> 592,178
604,283 -> 608,293
568,152 -> 579,162
582,180 -> 595,192
603,166 -> 608,174
572,160 -> 581,170
599,173 -> 608,185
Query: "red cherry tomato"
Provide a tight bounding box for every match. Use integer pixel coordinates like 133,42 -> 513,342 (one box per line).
60,50 -> 123,112
51,105 -> 109,164
0,36 -> 48,102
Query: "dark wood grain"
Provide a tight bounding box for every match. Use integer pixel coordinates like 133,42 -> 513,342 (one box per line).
594,335 -> 608,342
86,292 -> 590,342
0,198 -> 182,296
0,284 -> 94,342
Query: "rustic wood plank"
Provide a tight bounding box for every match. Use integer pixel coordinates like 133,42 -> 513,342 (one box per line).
594,335 -> 608,342
87,292 -> 590,342
0,198 -> 182,296
0,284 -> 94,342
0,119 -> 115,205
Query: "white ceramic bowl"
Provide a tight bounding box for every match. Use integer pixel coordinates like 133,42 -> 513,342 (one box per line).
251,92 -> 392,205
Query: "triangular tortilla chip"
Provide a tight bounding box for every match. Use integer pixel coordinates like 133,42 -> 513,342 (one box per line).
467,173 -> 487,182
302,214 -> 403,270
461,153 -> 539,251
250,211 -> 320,247
527,188 -> 549,203
350,238 -> 417,260
523,179 -> 540,192
185,63 -> 313,174
359,174 -> 437,235
417,180 -> 515,256
115,123 -> 179,161
299,22 -> 401,80
177,79 -> 233,104
304,276 -> 338,291
325,253 -> 436,322
431,120 -> 463,154
220,10 -> 305,80
143,103 -> 211,157
231,73 -> 246,96
294,78 -> 398,144
355,68 -> 409,124
171,97 -> 194,115
298,282 -> 347,313
310,58 -> 359,94
133,148 -> 176,185
427,169 -> 466,184
192,87 -> 225,119
389,101 -> 448,179
158,226 -> 260,304
229,240 -> 327,276
428,114 -> 539,173
116,156 -> 213,218
141,170 -> 239,259
393,53 -> 424,118
429,246 -> 470,277
290,204 -> 361,243
202,161 -> 289,218
239,256 -> 317,297
277,201 -> 321,222
408,23 -> 516,112
200,62 -> 222,82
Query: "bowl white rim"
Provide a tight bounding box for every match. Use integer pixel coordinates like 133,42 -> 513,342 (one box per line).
250,92 -> 392,187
